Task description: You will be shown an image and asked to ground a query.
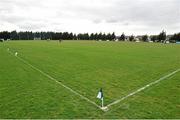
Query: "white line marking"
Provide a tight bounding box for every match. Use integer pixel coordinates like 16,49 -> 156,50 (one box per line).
6,48 -> 180,112
7,50 -> 102,110
106,68 -> 180,108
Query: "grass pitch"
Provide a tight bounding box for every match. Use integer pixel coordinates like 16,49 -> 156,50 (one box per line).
0,40 -> 180,118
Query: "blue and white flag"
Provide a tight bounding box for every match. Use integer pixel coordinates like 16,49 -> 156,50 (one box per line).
97,88 -> 103,100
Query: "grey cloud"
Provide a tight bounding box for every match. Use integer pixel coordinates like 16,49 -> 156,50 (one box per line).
0,14 -> 27,24
18,21 -> 47,31
106,17 -> 118,23
93,19 -> 103,24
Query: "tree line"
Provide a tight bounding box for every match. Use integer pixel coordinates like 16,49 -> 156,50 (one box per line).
0,30 -> 180,42
0,31 -> 115,41
118,31 -> 180,43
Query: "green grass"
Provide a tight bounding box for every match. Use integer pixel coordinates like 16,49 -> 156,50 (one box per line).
0,40 -> 180,118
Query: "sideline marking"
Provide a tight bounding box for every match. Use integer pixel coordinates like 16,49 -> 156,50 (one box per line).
7,50 -> 102,110
106,68 -> 180,109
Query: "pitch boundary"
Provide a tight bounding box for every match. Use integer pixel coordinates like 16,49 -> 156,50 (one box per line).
105,68 -> 180,110
7,50 -> 102,110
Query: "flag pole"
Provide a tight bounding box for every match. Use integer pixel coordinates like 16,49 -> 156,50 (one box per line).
102,98 -> 104,108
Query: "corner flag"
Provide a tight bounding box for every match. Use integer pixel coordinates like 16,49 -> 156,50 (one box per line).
15,52 -> 18,56
97,88 -> 104,107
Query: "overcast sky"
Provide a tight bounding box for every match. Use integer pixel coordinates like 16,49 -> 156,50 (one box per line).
0,0 -> 180,35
